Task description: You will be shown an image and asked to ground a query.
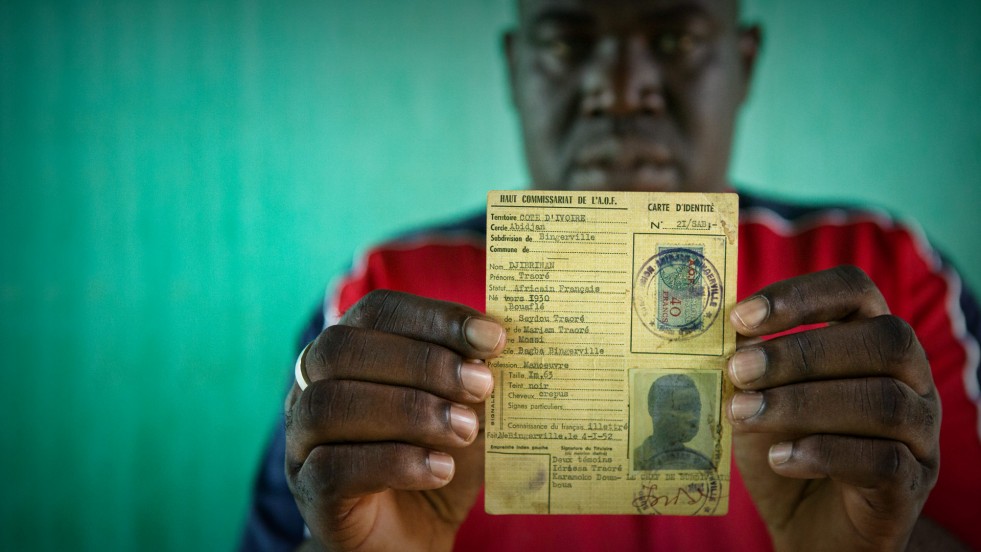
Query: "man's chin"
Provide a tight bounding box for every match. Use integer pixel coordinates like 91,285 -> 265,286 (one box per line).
566,165 -> 682,192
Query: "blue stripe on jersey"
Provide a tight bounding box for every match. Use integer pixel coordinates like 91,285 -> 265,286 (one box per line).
960,280 -> 981,394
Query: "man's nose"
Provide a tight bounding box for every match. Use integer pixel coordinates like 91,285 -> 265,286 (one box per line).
581,35 -> 665,118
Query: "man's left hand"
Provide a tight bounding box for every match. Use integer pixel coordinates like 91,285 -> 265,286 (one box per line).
727,265 -> 940,551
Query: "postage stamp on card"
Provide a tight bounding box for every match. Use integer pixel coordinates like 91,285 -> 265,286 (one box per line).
634,246 -> 723,341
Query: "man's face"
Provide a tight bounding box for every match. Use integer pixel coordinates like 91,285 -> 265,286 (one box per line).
649,376 -> 702,443
507,0 -> 758,192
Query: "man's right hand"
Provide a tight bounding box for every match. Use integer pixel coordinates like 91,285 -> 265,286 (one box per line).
284,290 -> 504,552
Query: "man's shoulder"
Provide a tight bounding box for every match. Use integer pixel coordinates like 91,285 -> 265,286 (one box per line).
350,209 -> 487,279
371,210 -> 487,254
738,189 -> 909,234
323,211 -> 489,322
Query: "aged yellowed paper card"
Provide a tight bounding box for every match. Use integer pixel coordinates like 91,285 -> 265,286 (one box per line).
484,190 -> 738,515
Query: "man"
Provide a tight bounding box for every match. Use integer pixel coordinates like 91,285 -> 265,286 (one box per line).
634,373 -> 715,471
241,0 -> 981,549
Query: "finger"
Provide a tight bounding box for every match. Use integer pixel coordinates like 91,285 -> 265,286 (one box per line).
304,325 -> 494,403
728,378 -> 939,461
286,380 -> 479,464
340,289 -> 506,359
728,315 -> 932,395
765,435 -> 937,495
736,334 -> 764,348
289,443 -> 455,507
731,265 -> 889,337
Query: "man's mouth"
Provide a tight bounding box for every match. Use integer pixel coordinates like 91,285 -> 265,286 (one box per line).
566,138 -> 680,191
569,162 -> 679,191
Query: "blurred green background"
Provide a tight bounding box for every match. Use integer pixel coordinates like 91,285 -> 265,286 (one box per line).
1,1 -> 978,550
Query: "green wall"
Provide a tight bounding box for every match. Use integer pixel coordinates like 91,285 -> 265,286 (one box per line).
1,1 -> 978,550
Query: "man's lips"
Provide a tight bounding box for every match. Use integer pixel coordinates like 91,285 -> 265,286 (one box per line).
568,162 -> 679,191
573,138 -> 674,168
567,138 -> 678,190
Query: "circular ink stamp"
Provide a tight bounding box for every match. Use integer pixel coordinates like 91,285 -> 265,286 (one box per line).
631,469 -> 724,516
633,247 -> 723,341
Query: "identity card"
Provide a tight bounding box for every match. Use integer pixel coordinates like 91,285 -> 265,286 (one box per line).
484,190 -> 738,515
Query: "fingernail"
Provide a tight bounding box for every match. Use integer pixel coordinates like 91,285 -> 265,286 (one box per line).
732,296 -> 769,329
461,361 -> 494,399
450,405 -> 478,441
731,392 -> 764,420
769,442 -> 793,465
729,349 -> 767,386
428,451 -> 455,480
464,318 -> 504,353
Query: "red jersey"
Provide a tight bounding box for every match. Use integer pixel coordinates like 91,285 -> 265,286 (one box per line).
241,192 -> 981,551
